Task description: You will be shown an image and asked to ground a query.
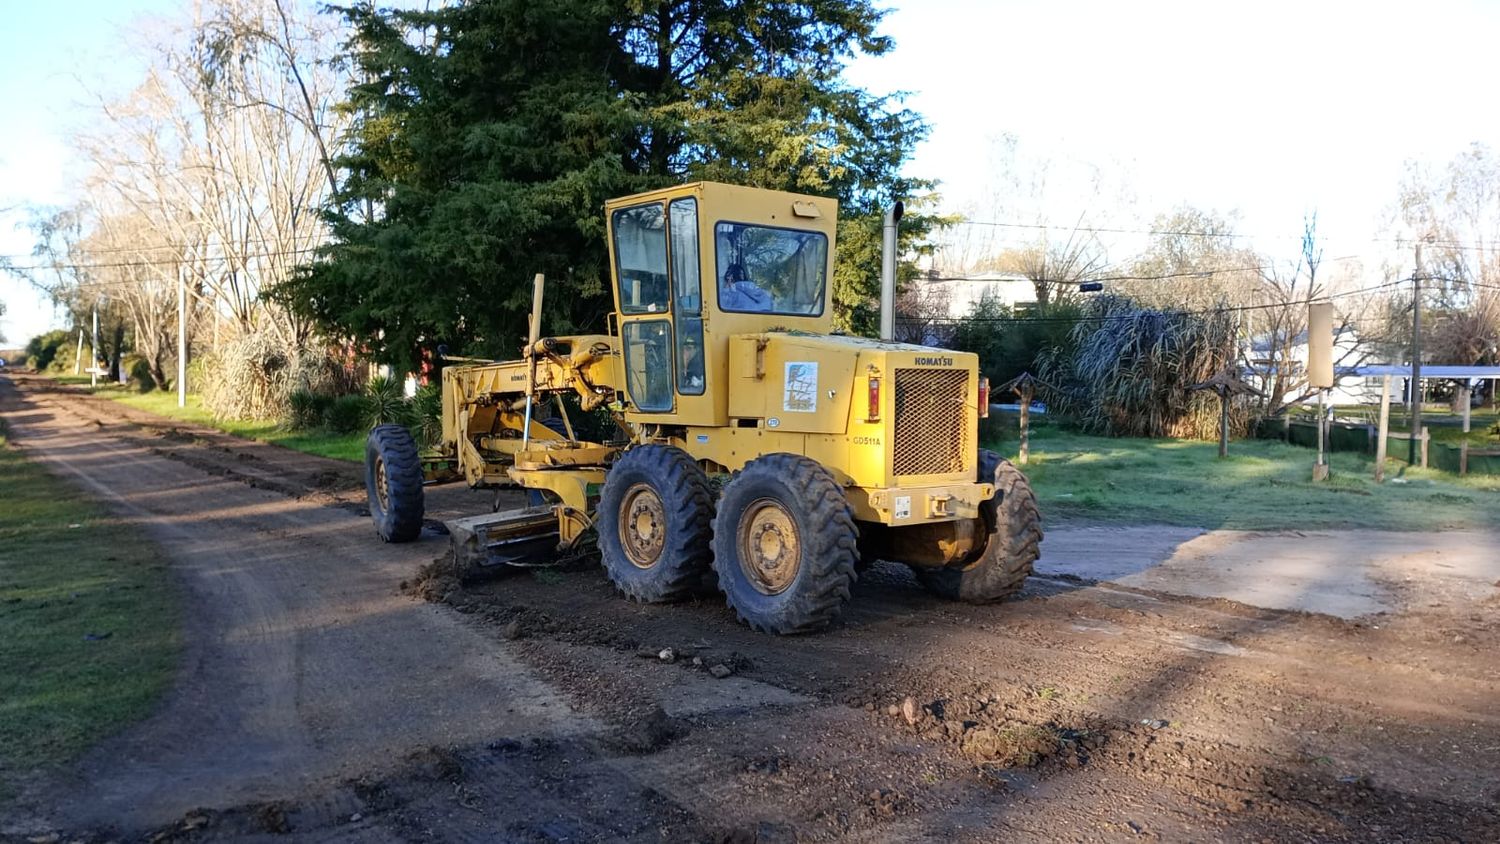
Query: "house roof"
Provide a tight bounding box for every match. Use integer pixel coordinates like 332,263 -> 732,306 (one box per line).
1248,326 -> 1359,354
1352,365 -> 1500,379
926,271 -> 1032,285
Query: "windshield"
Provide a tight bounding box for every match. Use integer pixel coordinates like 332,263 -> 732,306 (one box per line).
714,222 -> 827,316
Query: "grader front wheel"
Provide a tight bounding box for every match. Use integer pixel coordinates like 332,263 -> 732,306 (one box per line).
365,424 -> 425,543
597,444 -> 714,602
712,454 -> 859,634
914,449 -> 1043,603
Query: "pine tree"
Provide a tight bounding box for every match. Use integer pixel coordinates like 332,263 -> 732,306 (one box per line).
279,0 -> 933,368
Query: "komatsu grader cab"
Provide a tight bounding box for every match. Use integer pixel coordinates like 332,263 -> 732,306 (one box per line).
365,181 -> 1042,634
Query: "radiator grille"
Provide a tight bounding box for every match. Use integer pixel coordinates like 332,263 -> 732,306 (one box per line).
892,368 -> 969,476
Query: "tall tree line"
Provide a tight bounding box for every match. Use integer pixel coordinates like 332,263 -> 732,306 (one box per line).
278,0 -> 934,371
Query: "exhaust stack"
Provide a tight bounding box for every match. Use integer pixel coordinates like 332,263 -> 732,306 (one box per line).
879,200 -> 904,341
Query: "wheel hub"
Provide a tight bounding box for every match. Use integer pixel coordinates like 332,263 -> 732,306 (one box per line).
739,499 -> 800,595
374,457 -> 390,512
619,483 -> 667,569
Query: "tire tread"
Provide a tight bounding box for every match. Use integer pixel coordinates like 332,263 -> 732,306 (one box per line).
712,453 -> 859,634
597,444 -> 714,603
914,449 -> 1042,603
366,424 -> 424,543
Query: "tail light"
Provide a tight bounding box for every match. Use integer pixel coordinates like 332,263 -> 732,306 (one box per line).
867,376 -> 881,421
978,376 -> 990,418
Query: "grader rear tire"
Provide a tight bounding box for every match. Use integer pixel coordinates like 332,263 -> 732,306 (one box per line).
365,424 -> 425,543
914,449 -> 1042,603
711,454 -> 859,634
597,444 -> 714,603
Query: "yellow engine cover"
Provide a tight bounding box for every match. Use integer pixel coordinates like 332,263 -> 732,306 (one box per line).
726,334 -> 855,434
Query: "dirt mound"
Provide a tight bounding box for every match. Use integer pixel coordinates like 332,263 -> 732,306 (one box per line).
402,553 -> 465,604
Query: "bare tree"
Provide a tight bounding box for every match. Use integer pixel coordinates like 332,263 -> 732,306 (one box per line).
1244,216 -> 1383,415
1121,207 -> 1262,309
894,279 -> 952,344
68,0 -> 347,347
930,134 -> 1131,300
1390,143 -> 1500,405
994,227 -> 1108,307
16,0 -> 353,411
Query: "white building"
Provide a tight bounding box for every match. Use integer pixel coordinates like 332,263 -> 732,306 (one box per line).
926,271 -> 1037,318
1246,326 -> 1380,406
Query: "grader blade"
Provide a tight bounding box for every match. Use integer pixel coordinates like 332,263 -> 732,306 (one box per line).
447,508 -> 560,575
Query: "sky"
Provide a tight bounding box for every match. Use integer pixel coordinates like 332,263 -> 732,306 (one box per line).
3,0 -> 1498,345
846,0 -> 1500,273
0,0 -> 173,346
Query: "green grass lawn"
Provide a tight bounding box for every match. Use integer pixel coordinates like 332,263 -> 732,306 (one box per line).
995,426 -> 1500,531
75,382 -> 365,463
0,423 -> 181,801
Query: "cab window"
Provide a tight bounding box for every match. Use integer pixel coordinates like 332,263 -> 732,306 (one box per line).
622,320 -> 673,411
613,203 -> 669,314
714,222 -> 827,316
670,198 -> 705,394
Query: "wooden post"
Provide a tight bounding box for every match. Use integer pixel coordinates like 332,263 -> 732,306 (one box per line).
1218,387 -> 1229,458
177,264 -> 187,407
1460,441 -> 1469,477
1374,375 -> 1391,483
1461,384 -> 1472,433
1312,389 -> 1329,480
1420,426 -> 1429,469
1017,382 -> 1032,466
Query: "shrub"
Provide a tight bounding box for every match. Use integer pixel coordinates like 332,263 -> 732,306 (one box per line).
409,383 -> 443,448
23,329 -> 72,372
950,295 -> 1082,388
323,394 -> 368,434
363,375 -> 410,428
979,411 -> 1010,446
1037,294 -> 1244,440
198,330 -> 359,422
286,389 -> 333,431
128,358 -> 157,393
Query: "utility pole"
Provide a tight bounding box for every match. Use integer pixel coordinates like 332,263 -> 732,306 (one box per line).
177,264 -> 188,408
1374,375 -> 1391,483
90,307 -> 99,388
73,329 -> 84,375
1409,238 -> 1427,466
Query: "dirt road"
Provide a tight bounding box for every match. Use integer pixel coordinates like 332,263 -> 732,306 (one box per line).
2,372 -> 1498,842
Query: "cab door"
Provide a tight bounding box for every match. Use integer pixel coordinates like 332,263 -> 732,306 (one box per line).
608,193 -> 712,420
610,201 -> 675,414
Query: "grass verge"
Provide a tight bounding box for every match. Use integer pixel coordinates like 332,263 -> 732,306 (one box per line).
996,426 -> 1500,531
0,421 -> 180,802
65,380 -> 364,463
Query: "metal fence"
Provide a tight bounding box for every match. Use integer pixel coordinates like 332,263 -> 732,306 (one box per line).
1254,418 -> 1500,477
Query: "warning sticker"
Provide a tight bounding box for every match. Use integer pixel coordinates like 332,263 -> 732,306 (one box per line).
783,361 -> 819,413
894,495 -> 912,520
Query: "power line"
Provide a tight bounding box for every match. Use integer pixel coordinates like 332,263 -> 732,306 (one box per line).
902,280 -> 1407,326
923,254 -> 1366,286
0,232 -> 329,262
950,218 -> 1263,240
0,246 -> 324,274
946,218 -> 1500,251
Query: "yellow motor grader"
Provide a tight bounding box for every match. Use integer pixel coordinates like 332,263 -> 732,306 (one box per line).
365,181 -> 1042,634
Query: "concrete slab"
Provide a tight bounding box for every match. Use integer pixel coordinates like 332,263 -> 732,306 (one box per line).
656,674 -> 810,718
1039,526 -> 1500,619
1037,525 -> 1205,581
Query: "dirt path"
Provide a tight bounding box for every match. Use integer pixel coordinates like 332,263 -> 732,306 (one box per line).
0,375 -> 593,835
2,372 -> 1498,842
